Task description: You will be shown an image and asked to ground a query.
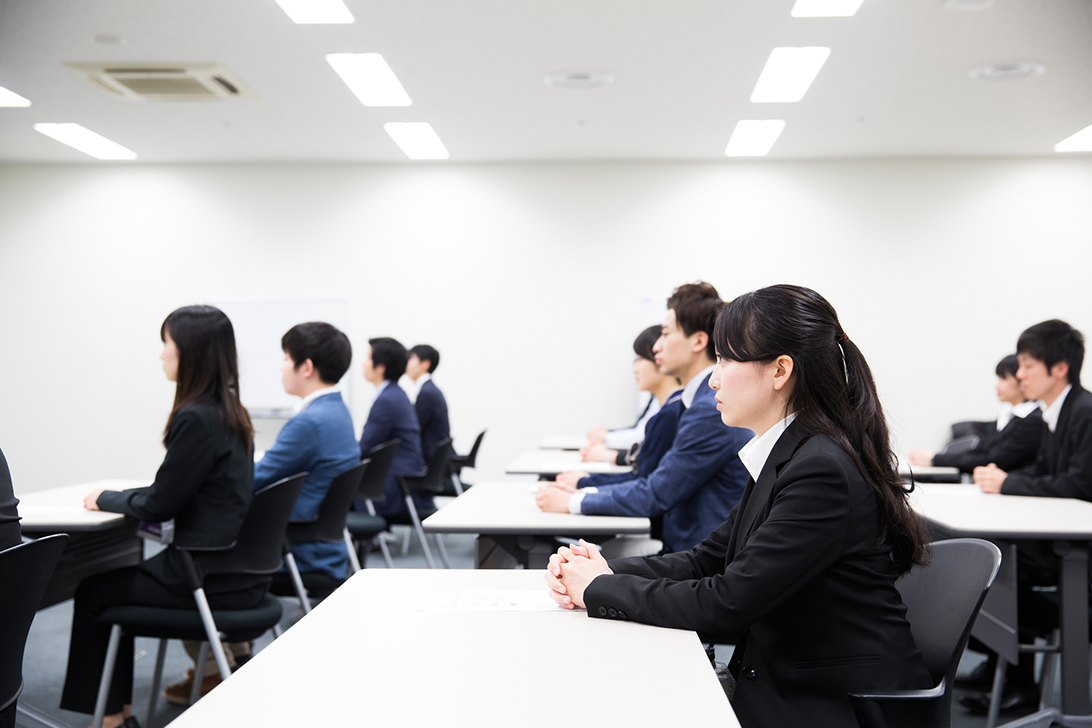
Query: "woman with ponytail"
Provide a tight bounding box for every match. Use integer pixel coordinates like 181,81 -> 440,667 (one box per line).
61,306 -> 264,728
545,285 -> 931,728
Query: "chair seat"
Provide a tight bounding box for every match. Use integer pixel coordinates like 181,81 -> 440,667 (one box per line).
97,593 -> 283,642
385,506 -> 437,527
270,572 -> 345,604
345,511 -> 388,538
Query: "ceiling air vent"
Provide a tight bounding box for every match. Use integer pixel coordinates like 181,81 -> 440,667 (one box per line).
65,62 -> 255,102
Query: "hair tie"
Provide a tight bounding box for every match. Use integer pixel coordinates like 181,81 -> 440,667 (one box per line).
839,333 -> 849,343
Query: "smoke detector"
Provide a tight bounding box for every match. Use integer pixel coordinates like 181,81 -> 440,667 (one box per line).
65,62 -> 255,101
544,71 -> 614,90
969,61 -> 1045,82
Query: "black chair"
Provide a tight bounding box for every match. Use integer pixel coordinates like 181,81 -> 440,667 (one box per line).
850,538 -> 1002,728
1,534 -> 69,726
345,440 -> 399,569
90,473 -> 308,728
273,461 -> 368,614
391,437 -> 453,569
444,429 -> 486,496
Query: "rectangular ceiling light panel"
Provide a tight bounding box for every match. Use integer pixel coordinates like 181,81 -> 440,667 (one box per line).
33,123 -> 137,160
0,85 -> 31,107
275,0 -> 354,24
1055,124 -> 1092,152
725,120 -> 786,157
751,47 -> 831,103
791,0 -> 865,17
384,122 -> 449,160
327,53 -> 412,107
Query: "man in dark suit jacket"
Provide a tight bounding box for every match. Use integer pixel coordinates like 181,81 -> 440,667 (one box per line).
405,344 -> 451,465
0,446 -> 19,550
360,337 -> 429,517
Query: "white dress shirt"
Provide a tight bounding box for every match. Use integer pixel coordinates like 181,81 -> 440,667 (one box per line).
737,413 -> 798,483
604,397 -> 662,450
997,400 -> 1040,431
401,372 -> 430,404
1040,384 -> 1072,433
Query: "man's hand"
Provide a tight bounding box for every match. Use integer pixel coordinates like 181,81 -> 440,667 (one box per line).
974,463 -> 1008,494
83,489 -> 105,511
554,471 -> 589,492
907,448 -> 935,467
536,484 -> 574,513
586,428 -> 608,445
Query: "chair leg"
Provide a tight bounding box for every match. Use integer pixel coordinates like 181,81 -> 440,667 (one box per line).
91,624 -> 123,728
985,658 -> 1008,728
451,473 -> 464,496
283,551 -> 312,614
145,638 -> 168,728
191,642 -> 209,706
401,527 -> 412,556
344,528 -> 362,574
405,495 -> 436,569
434,533 -> 451,569
273,623 -> 284,638
193,587 -> 233,680
376,533 -> 394,568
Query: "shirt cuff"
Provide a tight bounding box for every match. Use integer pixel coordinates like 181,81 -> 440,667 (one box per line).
568,492 -> 586,515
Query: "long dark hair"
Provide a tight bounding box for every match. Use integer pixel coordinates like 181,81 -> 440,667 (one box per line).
713,285 -> 928,573
161,305 -> 254,452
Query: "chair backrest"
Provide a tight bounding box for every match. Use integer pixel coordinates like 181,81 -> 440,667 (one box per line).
0,534 -> 69,710
357,439 -> 400,503
402,438 -> 453,494
287,461 -> 367,544
950,420 -> 993,442
898,538 -> 1002,686
186,472 -> 308,580
454,430 -> 486,470
940,434 -> 980,456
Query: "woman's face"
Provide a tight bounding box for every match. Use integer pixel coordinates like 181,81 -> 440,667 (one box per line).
710,356 -> 781,432
161,331 -> 180,382
633,357 -> 663,393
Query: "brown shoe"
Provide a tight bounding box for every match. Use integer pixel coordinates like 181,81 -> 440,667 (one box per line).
162,668 -> 222,706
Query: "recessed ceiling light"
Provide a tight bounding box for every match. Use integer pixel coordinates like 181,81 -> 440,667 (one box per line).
943,0 -> 994,11
791,0 -> 865,17
33,123 -> 137,160
751,47 -> 831,103
274,0 -> 353,24
0,85 -> 31,107
725,120 -> 786,157
543,72 -> 614,90
384,123 -> 449,160
327,53 -> 412,107
1055,124 -> 1092,153
969,61 -> 1045,82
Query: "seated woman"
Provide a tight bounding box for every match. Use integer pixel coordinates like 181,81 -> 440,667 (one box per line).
61,306 -> 265,728
576,325 -> 682,468
545,285 -> 932,728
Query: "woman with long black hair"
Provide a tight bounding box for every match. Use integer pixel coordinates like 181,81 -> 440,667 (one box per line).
546,285 -> 932,728
61,306 -> 262,728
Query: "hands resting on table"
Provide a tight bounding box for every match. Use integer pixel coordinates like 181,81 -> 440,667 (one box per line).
83,490 -> 105,511
544,539 -> 613,609
534,471 -> 589,513
973,464 -> 1008,493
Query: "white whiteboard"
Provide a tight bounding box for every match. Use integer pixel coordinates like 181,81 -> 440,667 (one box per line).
210,299 -> 351,418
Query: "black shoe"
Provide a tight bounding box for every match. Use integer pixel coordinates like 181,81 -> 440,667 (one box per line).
958,683 -> 1040,715
954,658 -> 996,690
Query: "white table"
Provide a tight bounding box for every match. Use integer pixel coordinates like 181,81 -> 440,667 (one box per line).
17,480 -> 146,530
165,569 -> 738,728
897,463 -> 963,482
911,484 -> 1092,726
423,481 -> 650,568
505,450 -> 633,478
538,435 -> 586,451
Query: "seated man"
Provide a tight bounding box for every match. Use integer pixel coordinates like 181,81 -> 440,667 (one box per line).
359,337 -> 429,517
537,282 -> 751,553
907,354 -> 1043,473
405,344 -> 451,465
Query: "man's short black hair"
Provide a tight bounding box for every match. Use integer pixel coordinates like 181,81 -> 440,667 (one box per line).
1017,319 -> 1085,386
369,337 -> 408,381
409,344 -> 440,374
667,281 -> 724,361
282,322 -> 352,384
995,354 -> 1020,380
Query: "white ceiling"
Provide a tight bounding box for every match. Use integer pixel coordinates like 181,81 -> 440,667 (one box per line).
1,0 -> 1090,163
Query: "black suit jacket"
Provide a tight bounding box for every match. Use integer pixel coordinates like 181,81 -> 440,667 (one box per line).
933,409 -> 1044,473
584,422 -> 931,728
414,379 -> 451,463
1003,385 -> 1092,500
97,404 -> 257,595
0,446 -> 20,550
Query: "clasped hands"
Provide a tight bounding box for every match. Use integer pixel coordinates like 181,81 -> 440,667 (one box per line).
544,538 -> 613,610
534,471 -> 589,513
973,463 -> 1007,493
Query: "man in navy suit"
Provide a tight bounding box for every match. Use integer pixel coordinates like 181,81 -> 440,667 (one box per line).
537,282 -> 752,553
359,337 -> 430,516
405,344 -> 451,466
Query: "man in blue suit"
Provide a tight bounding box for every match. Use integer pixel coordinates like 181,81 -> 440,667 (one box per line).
537,282 -> 751,553
405,344 -> 451,465
359,337 -> 430,516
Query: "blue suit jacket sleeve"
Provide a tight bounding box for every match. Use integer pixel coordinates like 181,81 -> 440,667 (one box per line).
359,396 -> 395,456
254,415 -> 316,491
580,397 -> 750,518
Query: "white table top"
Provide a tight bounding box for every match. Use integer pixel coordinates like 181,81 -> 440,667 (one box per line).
166,569 -> 737,728
910,483 -> 1092,540
538,435 -> 586,451
505,450 -> 633,476
16,480 -> 149,530
423,481 -> 651,535
898,464 -> 961,479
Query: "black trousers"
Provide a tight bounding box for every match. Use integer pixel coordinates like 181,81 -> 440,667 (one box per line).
0,702 -> 16,728
59,566 -> 266,715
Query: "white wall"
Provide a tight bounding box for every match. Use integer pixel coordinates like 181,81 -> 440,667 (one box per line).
1,158 -> 1090,493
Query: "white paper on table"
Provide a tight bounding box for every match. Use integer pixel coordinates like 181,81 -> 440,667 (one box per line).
418,590 -> 584,613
